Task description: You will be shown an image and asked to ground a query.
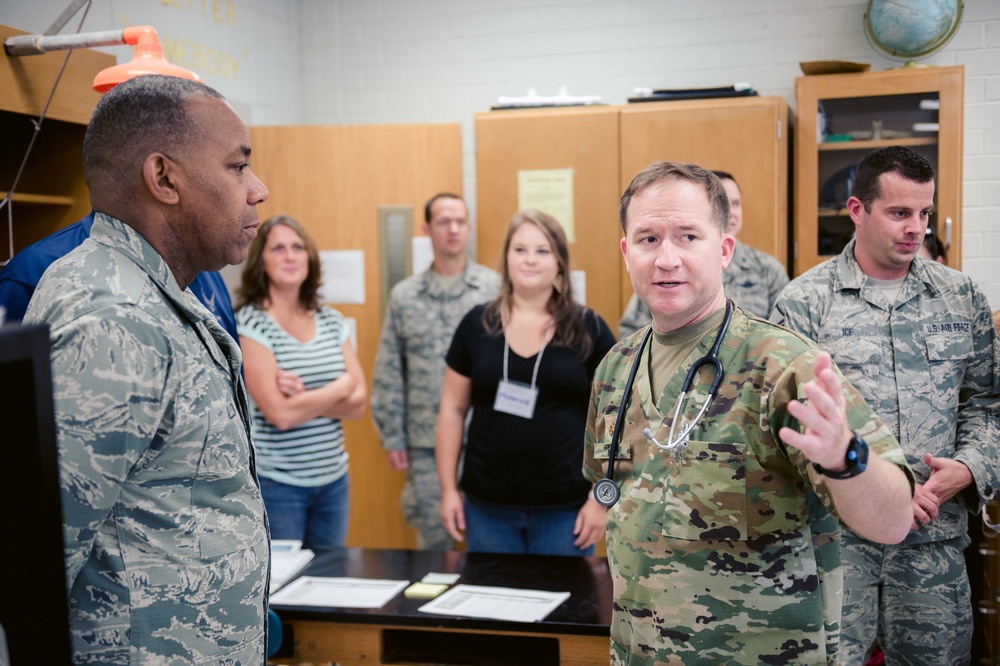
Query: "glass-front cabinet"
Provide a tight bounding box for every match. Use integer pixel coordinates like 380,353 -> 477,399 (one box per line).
793,65 -> 963,276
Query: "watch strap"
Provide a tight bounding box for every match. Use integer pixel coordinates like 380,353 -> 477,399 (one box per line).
812,434 -> 869,480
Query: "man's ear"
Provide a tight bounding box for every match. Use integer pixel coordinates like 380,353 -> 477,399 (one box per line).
142,153 -> 180,205
846,195 -> 865,225
620,236 -> 629,272
720,232 -> 736,271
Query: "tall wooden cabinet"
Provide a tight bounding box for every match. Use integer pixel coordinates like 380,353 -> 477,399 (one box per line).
0,24 -> 113,260
793,65 -> 963,276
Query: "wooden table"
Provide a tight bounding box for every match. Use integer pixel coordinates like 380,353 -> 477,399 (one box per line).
269,547 -> 612,665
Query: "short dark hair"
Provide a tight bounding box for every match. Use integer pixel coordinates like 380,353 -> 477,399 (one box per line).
619,162 -> 729,234
424,193 -> 464,223
851,146 -> 935,210
236,215 -> 323,312
711,170 -> 737,186
83,75 -> 224,204
922,229 -> 947,263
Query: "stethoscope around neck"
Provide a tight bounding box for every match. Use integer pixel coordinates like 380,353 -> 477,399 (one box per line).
593,299 -> 734,507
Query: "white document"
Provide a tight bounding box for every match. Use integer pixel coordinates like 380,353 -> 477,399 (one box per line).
517,168 -> 575,242
319,250 -> 366,304
269,576 -> 409,609
570,270 -> 585,305
417,584 -> 570,623
269,548 -> 315,594
412,236 -> 433,276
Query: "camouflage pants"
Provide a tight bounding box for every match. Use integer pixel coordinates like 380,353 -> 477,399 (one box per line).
840,532 -> 972,666
400,448 -> 454,550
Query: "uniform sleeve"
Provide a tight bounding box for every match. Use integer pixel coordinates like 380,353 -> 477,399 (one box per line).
951,288 -> 1000,514
769,280 -> 817,337
618,293 -> 652,339
48,309 -> 174,590
582,342 -> 631,485
764,347 -> 914,522
371,294 -> 408,452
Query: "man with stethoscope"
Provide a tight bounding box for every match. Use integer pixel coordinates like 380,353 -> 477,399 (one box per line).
582,161 -> 916,666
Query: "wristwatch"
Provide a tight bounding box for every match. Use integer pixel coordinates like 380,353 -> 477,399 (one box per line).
812,434 -> 869,479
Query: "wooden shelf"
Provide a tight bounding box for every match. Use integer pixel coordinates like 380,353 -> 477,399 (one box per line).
1,23 -> 112,255
819,137 -> 937,152
0,191 -> 76,206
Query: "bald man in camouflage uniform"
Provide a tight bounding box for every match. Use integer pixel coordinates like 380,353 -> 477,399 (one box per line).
372,194 -> 499,549
584,161 -> 915,665
25,76 -> 271,664
773,146 -> 1000,665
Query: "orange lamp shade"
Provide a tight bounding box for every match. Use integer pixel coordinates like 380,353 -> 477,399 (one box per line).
92,26 -> 202,93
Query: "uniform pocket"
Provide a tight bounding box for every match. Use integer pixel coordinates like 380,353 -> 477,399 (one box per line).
925,327 -> 973,362
821,331 -> 882,404
660,440 -> 748,541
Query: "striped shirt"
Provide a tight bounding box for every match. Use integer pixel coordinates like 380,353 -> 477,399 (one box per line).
237,304 -> 349,487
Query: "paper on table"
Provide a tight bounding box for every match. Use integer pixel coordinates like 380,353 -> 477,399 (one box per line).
269,548 -> 315,593
421,572 -> 461,585
417,584 -> 570,623
270,576 -> 409,609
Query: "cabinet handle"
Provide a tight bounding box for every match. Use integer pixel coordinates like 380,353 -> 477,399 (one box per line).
945,217 -> 952,248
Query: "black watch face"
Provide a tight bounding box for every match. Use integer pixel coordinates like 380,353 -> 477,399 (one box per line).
854,437 -> 869,468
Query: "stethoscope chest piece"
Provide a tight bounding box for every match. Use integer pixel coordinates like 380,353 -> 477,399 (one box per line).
594,478 -> 620,507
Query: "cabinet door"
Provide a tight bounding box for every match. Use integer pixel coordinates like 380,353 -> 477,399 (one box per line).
794,66 -> 963,275
619,97 -> 790,307
249,123 -> 463,550
475,107 -> 623,329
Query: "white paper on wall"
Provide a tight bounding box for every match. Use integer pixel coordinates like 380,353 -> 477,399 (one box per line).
319,250 -> 365,304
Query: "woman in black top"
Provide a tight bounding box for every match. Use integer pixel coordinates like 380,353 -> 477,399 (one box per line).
436,209 -> 616,555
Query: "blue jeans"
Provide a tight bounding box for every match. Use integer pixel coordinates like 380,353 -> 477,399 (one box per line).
259,474 -> 350,549
464,495 -> 595,556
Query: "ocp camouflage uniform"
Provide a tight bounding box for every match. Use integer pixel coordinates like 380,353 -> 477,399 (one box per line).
25,214 -> 269,665
371,261 -> 500,549
618,239 -> 789,337
772,239 -> 1000,666
583,306 -> 913,665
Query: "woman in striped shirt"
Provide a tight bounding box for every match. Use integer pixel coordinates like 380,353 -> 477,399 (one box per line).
237,215 -> 366,548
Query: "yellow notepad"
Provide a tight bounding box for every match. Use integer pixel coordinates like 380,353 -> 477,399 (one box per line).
403,582 -> 450,599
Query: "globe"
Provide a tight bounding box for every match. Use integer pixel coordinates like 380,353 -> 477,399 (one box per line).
864,0 -> 964,62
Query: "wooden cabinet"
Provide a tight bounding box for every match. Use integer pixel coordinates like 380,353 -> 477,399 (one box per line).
475,106 -> 623,329
475,96 -> 791,330
619,97 -> 790,306
0,24 -> 113,260
249,123 -> 463,550
793,66 -> 963,276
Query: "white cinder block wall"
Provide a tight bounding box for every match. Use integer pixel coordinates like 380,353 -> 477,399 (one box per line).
299,0 -> 1000,308
0,1 -> 995,304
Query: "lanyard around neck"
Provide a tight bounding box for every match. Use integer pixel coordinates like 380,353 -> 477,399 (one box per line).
502,327 -> 550,389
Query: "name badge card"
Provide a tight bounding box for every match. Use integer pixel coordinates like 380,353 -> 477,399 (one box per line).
494,379 -> 538,419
